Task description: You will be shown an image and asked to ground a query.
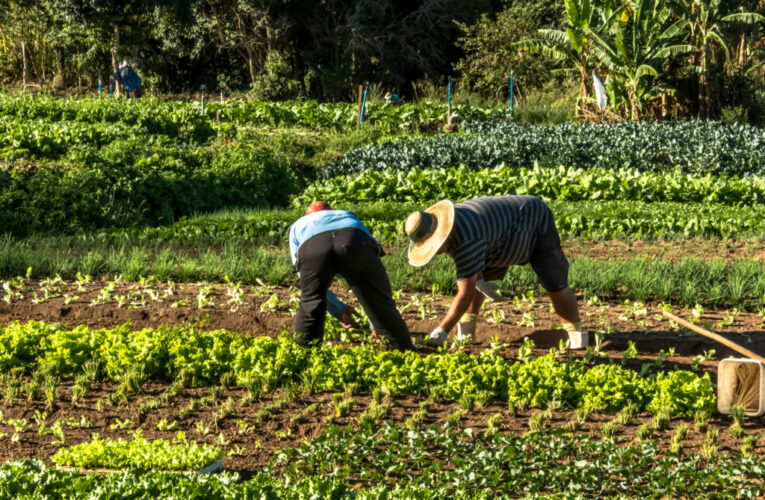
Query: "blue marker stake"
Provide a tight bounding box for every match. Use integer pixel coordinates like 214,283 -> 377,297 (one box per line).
509,73 -> 514,116
359,81 -> 369,126
98,79 -> 102,94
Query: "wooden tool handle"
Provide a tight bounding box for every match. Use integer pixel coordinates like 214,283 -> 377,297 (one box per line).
661,309 -> 765,364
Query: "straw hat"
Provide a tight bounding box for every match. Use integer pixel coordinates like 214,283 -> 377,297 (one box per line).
385,92 -> 392,100
405,200 -> 455,267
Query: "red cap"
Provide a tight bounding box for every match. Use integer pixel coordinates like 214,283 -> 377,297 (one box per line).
305,201 -> 331,215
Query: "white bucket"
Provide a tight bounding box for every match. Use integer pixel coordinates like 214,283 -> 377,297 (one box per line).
718,358 -> 765,417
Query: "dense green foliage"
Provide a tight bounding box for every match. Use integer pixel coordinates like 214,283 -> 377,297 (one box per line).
52,432 -> 221,471
299,165 -> 765,206
323,121 -> 765,178
0,137 -> 298,234
4,422 -> 765,498
0,321 -> 714,415
98,201 -> 765,245
275,422 -> 763,497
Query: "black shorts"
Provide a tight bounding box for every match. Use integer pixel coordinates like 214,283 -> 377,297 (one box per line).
482,223 -> 569,293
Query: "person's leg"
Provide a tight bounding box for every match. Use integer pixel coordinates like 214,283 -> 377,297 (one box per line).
294,233 -> 336,346
549,287 -> 581,324
334,231 -> 415,351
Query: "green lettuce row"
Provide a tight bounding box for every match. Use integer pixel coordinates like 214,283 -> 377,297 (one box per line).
52,431 -> 221,471
97,200 -> 765,245
322,120 -> 765,178
297,165 -> 765,207
0,93 -> 505,130
0,321 -> 714,416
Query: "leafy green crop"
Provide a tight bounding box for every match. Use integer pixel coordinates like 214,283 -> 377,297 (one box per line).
298,165 -> 765,207
0,321 -> 715,416
52,431 -> 221,471
323,120 -> 765,178
98,200 -> 765,246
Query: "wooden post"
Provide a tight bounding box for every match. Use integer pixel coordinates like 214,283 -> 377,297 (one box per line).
356,85 -> 363,128
21,40 -> 26,92
447,76 -> 452,125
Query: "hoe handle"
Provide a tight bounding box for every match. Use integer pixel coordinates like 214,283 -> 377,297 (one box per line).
661,309 -> 765,364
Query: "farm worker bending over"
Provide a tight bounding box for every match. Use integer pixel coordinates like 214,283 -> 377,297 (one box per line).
404,196 -> 586,349
289,201 -> 416,351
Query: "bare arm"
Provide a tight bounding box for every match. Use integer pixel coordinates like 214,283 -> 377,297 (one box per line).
438,274 -> 478,333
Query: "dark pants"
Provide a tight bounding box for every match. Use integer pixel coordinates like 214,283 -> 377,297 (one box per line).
294,228 -> 415,351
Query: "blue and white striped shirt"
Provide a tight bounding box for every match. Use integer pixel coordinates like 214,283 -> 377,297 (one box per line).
449,196 -> 552,280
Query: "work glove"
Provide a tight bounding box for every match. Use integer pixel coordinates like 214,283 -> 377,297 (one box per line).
427,327 -> 447,348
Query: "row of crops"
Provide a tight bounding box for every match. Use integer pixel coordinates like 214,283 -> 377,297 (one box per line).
2,95 -> 765,496
2,95 -> 765,235
0,321 -> 714,415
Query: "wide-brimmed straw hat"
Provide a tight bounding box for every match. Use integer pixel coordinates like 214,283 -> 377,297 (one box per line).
405,200 -> 455,267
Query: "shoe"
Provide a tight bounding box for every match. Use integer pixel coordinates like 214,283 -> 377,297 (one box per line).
427,327 -> 447,347
476,280 -> 506,302
456,321 -> 476,343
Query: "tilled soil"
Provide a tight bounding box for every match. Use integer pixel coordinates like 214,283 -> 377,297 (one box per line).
2,279 -> 765,476
2,279 -> 764,380
0,380 -> 759,478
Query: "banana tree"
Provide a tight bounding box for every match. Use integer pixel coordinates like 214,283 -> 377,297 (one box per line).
670,0 -> 765,118
514,0 -> 608,116
589,0 -> 694,120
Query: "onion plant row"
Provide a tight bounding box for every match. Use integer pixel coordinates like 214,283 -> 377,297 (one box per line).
297,165 -> 765,207
0,321 -> 713,416
2,242 -> 764,308
323,120 -> 765,178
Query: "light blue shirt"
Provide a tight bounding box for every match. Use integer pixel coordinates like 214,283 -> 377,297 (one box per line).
289,210 -> 372,322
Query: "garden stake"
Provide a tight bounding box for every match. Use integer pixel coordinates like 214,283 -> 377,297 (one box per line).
359,82 -> 369,126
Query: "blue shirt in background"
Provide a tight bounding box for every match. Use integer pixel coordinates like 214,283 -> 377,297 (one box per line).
289,210 -> 373,322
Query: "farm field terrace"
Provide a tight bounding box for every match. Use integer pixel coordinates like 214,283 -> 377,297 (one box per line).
2,95 -> 765,497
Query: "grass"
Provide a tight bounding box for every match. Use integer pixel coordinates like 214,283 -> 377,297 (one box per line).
3,237 -> 765,308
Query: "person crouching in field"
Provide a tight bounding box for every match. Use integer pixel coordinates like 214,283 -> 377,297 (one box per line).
289,201 -> 416,351
404,195 -> 587,349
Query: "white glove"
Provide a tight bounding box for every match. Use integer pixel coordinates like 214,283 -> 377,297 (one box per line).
427,327 -> 447,347
476,280 -> 506,302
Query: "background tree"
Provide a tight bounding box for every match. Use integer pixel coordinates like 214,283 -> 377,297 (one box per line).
590,0 -> 693,119
453,0 -> 563,99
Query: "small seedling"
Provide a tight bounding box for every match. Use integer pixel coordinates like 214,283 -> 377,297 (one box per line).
694,409 -> 710,433
652,410 -> 670,430
701,429 -> 719,460
742,435 -> 758,457
527,411 -> 548,433
601,420 -> 620,441
334,398 -> 354,418
636,424 -> 652,442
670,424 -> 688,455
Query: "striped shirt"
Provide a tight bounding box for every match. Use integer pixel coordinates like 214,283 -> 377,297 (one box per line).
449,196 -> 552,280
